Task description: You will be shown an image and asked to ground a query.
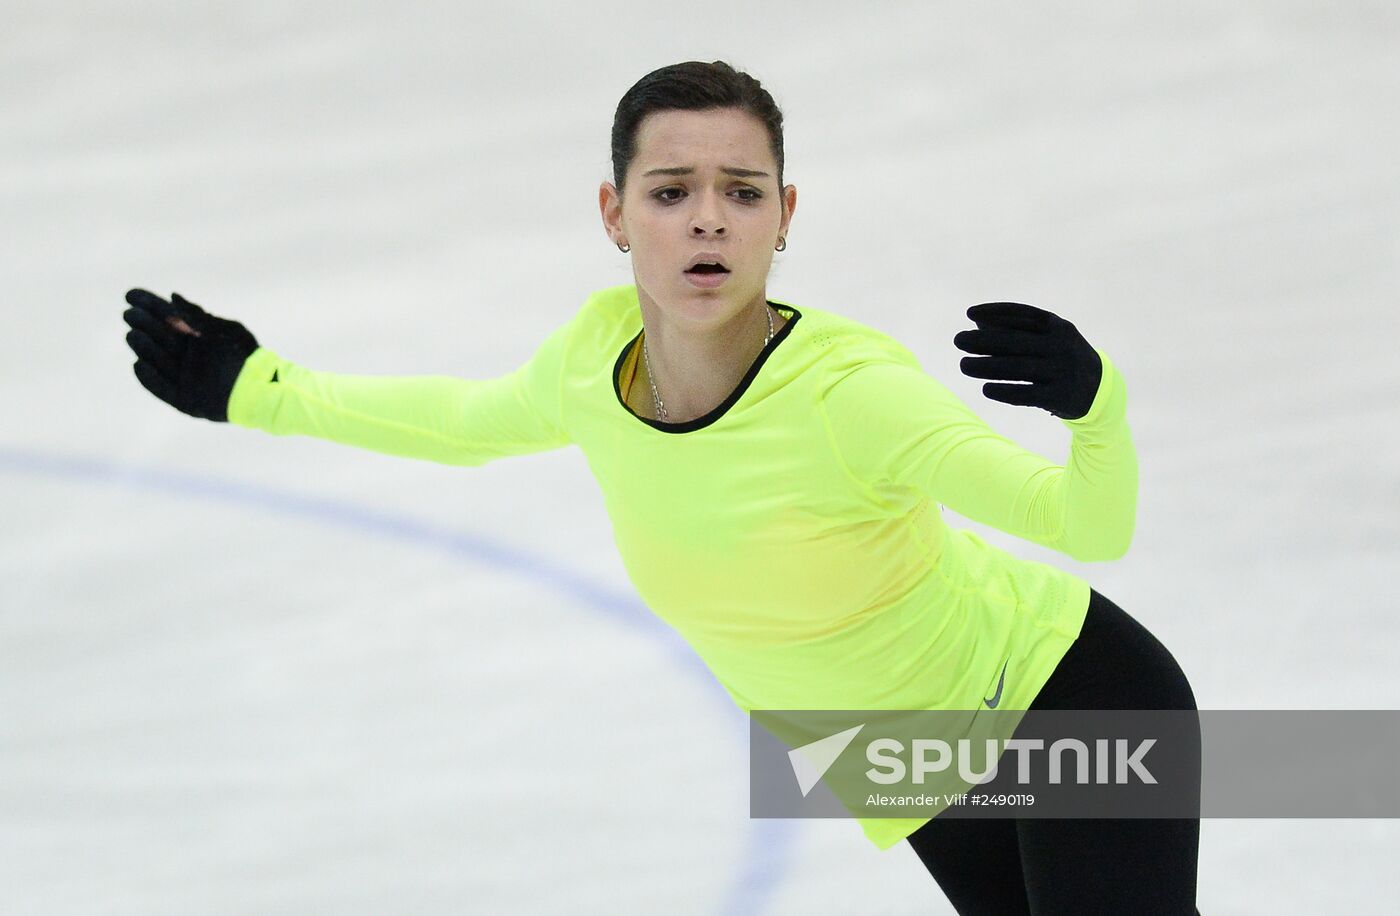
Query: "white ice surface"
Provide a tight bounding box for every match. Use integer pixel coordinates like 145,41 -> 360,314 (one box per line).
3,1 -> 1398,913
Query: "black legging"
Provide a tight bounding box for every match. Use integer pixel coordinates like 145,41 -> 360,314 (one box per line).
905,588 -> 1201,915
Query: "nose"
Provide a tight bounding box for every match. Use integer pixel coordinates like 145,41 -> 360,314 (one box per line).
690,189 -> 726,237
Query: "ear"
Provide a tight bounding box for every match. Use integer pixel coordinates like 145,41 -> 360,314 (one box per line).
779,183 -> 797,238
599,181 -> 624,245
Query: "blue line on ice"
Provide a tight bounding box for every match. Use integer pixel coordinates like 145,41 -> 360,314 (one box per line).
0,445 -> 797,916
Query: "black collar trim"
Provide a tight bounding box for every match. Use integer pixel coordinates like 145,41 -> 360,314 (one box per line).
611,303 -> 802,434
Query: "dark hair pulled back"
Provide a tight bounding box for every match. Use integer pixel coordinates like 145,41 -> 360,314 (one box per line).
610,60 -> 785,200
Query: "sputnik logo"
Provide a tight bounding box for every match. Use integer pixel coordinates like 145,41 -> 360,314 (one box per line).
787,724 -> 866,797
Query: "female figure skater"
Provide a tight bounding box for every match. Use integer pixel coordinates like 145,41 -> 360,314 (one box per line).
122,60 -> 1200,914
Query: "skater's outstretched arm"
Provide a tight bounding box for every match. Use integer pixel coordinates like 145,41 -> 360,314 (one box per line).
123,289 -> 574,466
817,302 -> 1136,563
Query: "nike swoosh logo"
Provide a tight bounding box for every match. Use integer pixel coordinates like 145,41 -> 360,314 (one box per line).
983,658 -> 1009,709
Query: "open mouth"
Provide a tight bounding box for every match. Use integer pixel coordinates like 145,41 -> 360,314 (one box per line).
684,263 -> 731,287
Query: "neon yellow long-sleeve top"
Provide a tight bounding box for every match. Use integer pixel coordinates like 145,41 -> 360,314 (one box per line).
225,283 -> 1137,850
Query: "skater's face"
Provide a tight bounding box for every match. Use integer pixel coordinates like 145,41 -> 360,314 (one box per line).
599,107 -> 796,328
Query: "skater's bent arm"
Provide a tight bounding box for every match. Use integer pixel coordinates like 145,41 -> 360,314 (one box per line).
225,315 -> 575,466
817,349 -> 1136,562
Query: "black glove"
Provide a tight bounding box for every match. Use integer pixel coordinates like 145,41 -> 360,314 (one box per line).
123,289 -> 260,422
952,301 -> 1103,421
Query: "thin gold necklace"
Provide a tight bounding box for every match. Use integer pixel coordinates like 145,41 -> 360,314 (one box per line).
642,304 -> 776,422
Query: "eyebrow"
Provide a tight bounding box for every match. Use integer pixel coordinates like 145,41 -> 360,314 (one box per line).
642,166 -> 770,179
